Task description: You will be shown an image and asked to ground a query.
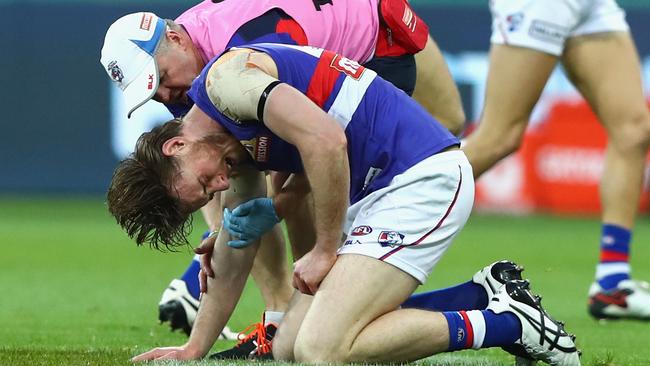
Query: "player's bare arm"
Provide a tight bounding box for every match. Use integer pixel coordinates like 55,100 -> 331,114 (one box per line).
200,195 -> 222,231
132,163 -> 266,361
272,173 -> 311,220
186,163 -> 267,356
262,83 -> 349,294
205,49 -> 350,293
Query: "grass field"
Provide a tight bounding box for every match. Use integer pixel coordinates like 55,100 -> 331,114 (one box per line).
1,196 -> 649,366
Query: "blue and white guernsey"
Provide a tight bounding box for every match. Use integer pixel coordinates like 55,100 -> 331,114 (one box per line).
188,43 -> 459,205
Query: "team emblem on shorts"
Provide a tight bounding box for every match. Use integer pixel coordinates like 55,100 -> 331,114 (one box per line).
506,12 -> 524,32
107,61 -> 124,83
351,225 -> 373,236
378,231 -> 405,247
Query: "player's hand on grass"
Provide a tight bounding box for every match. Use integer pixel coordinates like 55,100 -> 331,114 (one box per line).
194,232 -> 218,294
131,345 -> 199,362
292,247 -> 337,295
222,197 -> 280,248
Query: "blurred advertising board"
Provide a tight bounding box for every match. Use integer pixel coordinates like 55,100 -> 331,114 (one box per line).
474,100 -> 650,214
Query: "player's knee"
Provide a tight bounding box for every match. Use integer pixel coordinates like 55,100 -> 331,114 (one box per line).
441,109 -> 466,136
471,119 -> 526,160
630,113 -> 650,149
500,131 -> 525,157
271,327 -> 294,361
293,332 -> 345,363
609,111 -> 650,152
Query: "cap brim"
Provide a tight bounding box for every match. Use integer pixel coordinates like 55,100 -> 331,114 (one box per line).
123,57 -> 159,118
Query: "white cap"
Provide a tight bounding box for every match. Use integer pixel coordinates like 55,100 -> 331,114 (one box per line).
100,12 -> 166,118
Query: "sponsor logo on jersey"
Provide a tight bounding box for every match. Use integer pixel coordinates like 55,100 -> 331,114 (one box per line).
241,138 -> 256,158
107,61 -> 124,83
239,136 -> 270,163
330,54 -> 365,80
378,231 -> 404,247
506,12 -> 524,32
147,74 -> 154,89
255,136 -> 270,163
528,20 -> 568,45
140,14 -> 153,31
351,225 -> 373,236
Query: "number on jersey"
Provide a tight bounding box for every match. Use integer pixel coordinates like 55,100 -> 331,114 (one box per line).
330,54 -> 365,80
312,0 -> 333,11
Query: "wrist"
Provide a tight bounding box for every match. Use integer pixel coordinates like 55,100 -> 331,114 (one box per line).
270,197 -> 284,220
312,240 -> 339,257
182,341 -> 207,359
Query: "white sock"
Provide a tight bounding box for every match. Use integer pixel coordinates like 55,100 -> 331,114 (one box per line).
264,310 -> 284,326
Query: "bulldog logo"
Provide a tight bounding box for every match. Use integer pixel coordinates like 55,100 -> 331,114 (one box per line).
107,61 -> 124,83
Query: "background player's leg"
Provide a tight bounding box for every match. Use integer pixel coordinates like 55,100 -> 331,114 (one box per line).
413,35 -> 466,135
561,32 -> 650,319
462,44 -> 557,178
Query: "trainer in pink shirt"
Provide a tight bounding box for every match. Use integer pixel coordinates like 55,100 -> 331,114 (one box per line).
175,0 -> 380,64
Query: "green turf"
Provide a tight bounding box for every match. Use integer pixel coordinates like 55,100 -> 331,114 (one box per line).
0,197 -> 649,365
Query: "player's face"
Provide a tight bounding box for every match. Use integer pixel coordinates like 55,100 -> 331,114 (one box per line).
154,48 -> 202,105
170,136 -> 244,212
171,141 -> 231,212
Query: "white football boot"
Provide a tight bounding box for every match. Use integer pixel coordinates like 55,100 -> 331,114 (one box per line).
489,280 -> 581,366
472,260 -> 525,299
158,279 -> 238,340
588,279 -> 650,320
472,260 -> 538,364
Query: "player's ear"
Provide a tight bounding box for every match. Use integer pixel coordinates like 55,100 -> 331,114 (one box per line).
162,136 -> 186,157
165,29 -> 183,47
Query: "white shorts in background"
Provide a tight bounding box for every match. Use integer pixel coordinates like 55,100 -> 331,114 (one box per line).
490,0 -> 629,56
337,150 -> 475,284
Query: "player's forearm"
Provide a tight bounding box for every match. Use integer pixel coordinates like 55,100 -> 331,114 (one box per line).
187,168 -> 268,356
299,140 -> 349,252
186,232 -> 258,356
262,84 -> 350,250
272,173 -> 311,219
200,194 -> 223,231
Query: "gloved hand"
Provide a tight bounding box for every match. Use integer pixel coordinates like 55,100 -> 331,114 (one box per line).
222,197 -> 280,248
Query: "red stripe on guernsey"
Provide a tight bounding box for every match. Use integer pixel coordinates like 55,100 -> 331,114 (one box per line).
305,50 -> 340,108
276,19 -> 308,46
459,311 -> 474,349
600,250 -> 629,262
379,165 -> 463,261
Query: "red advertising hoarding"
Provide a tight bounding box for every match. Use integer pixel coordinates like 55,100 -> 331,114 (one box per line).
474,100 -> 650,214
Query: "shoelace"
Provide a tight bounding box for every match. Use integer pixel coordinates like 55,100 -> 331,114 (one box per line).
235,322 -> 272,355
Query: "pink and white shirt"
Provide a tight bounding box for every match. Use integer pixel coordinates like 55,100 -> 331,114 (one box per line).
175,0 -> 380,64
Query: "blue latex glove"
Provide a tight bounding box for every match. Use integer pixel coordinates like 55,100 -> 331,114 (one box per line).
223,197 -> 280,248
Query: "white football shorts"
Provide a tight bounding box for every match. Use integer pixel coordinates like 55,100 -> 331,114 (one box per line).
490,0 -> 629,56
338,150 -> 475,284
